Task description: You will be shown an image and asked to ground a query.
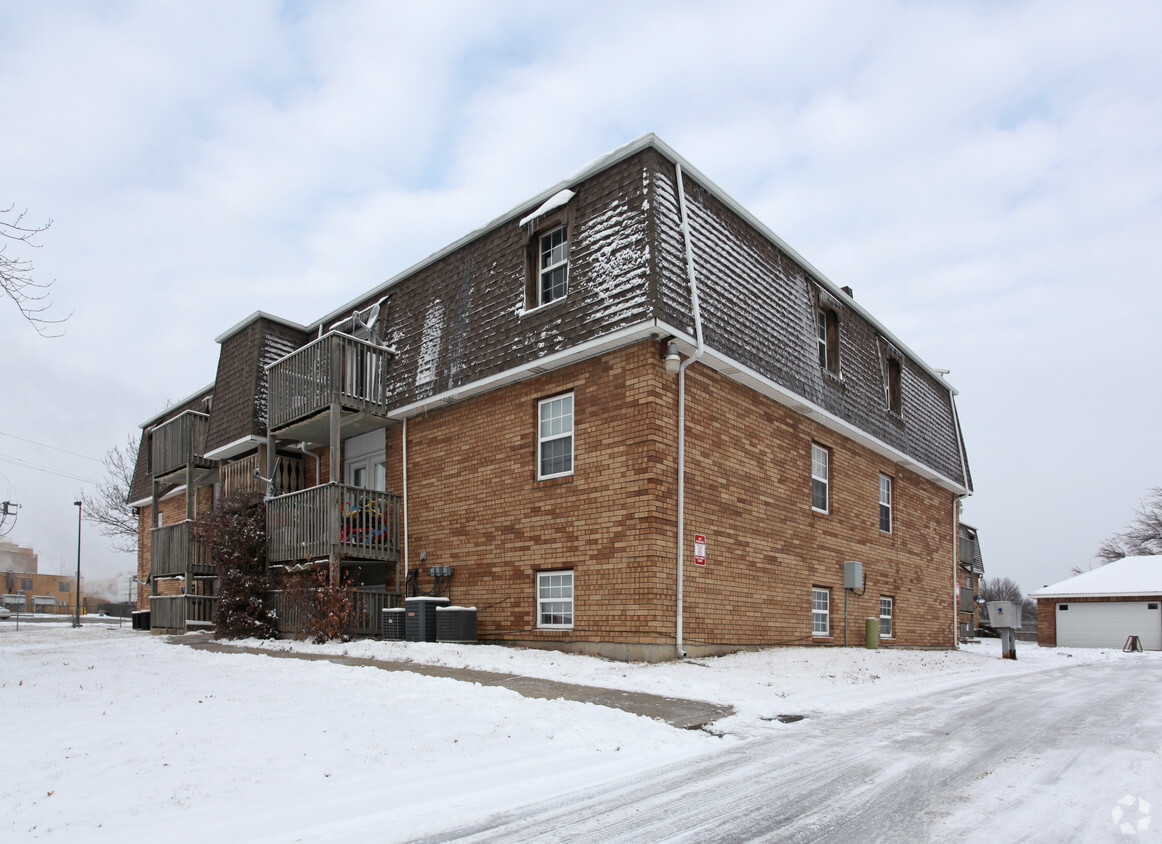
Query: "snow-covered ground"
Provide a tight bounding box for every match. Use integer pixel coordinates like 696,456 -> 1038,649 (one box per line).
2,621 -> 1158,842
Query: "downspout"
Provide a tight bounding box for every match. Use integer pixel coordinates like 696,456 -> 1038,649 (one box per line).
402,415 -> 409,594
675,162 -> 705,658
297,442 -> 322,482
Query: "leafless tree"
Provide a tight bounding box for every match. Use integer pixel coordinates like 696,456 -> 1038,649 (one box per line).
1095,487 -> 1162,565
80,435 -> 140,553
1,204 -> 69,336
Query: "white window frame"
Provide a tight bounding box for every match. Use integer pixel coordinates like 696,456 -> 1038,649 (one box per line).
537,225 -> 569,306
811,444 -> 829,513
880,596 -> 894,639
812,587 -> 830,637
536,570 -> 574,629
879,474 -> 892,533
537,393 -> 574,480
344,429 -> 386,491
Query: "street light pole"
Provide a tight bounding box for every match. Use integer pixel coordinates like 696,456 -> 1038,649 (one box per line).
73,500 -> 82,627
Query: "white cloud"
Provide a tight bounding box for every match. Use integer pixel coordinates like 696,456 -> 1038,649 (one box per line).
1,0 -> 1160,593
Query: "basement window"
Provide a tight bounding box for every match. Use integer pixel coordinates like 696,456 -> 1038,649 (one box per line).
537,570 -> 574,628
880,596 -> 894,639
812,587 -> 830,636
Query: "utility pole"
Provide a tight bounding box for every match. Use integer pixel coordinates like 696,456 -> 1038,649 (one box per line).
73,500 -> 82,627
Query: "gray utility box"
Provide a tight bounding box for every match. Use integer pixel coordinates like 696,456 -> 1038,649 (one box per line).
986,600 -> 1021,629
844,561 -> 864,590
404,596 -> 450,642
436,606 -> 478,643
381,607 -> 406,641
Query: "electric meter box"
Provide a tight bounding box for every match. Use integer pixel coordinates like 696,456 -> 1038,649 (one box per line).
844,561 -> 863,590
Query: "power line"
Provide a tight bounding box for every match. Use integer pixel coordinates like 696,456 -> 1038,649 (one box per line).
0,453 -> 99,484
0,430 -> 103,463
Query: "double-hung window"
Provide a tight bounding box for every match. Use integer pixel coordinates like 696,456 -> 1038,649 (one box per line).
538,226 -> 569,306
811,444 -> 829,513
879,474 -> 892,533
812,587 -> 830,637
538,393 -> 574,479
537,570 -> 574,628
817,308 -> 839,373
880,596 -> 894,639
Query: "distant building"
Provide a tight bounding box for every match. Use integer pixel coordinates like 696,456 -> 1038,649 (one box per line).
1031,556 -> 1162,650
1,541 -> 84,614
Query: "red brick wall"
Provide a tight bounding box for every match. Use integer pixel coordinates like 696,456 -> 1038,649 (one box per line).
134,486 -> 214,610
401,338 -> 959,654
679,364 -> 958,650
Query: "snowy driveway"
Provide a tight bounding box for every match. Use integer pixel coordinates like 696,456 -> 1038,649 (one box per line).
424,661 -> 1162,843
3,624 -> 1159,842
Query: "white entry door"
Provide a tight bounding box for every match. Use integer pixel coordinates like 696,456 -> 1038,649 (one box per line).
1055,601 -> 1162,650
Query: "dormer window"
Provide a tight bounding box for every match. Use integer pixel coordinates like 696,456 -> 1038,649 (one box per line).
886,357 -> 902,414
522,189 -> 574,312
816,307 -> 839,374
537,226 -> 569,306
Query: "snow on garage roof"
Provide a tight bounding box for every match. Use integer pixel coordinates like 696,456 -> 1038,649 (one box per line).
1031,555 -> 1162,598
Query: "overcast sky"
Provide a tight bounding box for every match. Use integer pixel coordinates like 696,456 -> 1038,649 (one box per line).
2,1 -> 1159,600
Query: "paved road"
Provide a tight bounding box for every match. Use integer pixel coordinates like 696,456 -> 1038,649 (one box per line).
414,662 -> 1162,843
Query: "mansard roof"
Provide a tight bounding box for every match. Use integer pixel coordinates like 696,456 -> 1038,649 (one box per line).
136,135 -> 972,496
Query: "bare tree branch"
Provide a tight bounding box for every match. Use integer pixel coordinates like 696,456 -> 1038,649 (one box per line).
1096,487 -> 1162,564
80,435 -> 139,553
1,204 -> 70,337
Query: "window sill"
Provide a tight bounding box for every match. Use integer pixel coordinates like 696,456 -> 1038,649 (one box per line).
812,507 -> 830,517
518,296 -> 568,318
536,473 -> 574,486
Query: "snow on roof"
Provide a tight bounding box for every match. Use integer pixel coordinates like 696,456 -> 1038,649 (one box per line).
1030,555 -> 1162,598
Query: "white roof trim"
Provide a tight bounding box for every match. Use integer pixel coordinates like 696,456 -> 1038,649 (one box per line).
386,317 -> 968,496
214,311 -> 308,345
204,435 -> 265,461
139,384 -> 215,429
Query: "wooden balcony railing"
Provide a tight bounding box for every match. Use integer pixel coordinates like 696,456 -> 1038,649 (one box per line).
150,520 -> 213,579
149,594 -> 217,631
267,588 -> 401,637
266,331 -> 394,432
151,411 -> 210,478
221,453 -> 306,499
266,483 -> 401,564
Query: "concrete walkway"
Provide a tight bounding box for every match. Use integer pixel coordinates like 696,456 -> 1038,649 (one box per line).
175,634 -> 732,730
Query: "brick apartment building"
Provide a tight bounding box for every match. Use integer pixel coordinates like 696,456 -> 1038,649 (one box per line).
128,134 -> 973,659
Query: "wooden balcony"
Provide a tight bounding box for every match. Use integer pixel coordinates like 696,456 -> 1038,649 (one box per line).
149,594 -> 217,632
150,520 -> 213,579
266,483 -> 401,564
266,331 -> 395,442
151,410 -> 213,481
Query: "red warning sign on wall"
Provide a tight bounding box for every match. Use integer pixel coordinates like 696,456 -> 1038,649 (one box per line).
694,534 -> 707,566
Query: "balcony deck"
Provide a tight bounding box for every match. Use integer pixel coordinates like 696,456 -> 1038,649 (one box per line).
151,520 -> 214,578
267,483 -> 401,564
266,331 -> 396,443
151,410 -> 215,483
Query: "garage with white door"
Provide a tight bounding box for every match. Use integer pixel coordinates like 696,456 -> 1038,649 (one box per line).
1054,600 -> 1161,650
1032,555 -> 1162,651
